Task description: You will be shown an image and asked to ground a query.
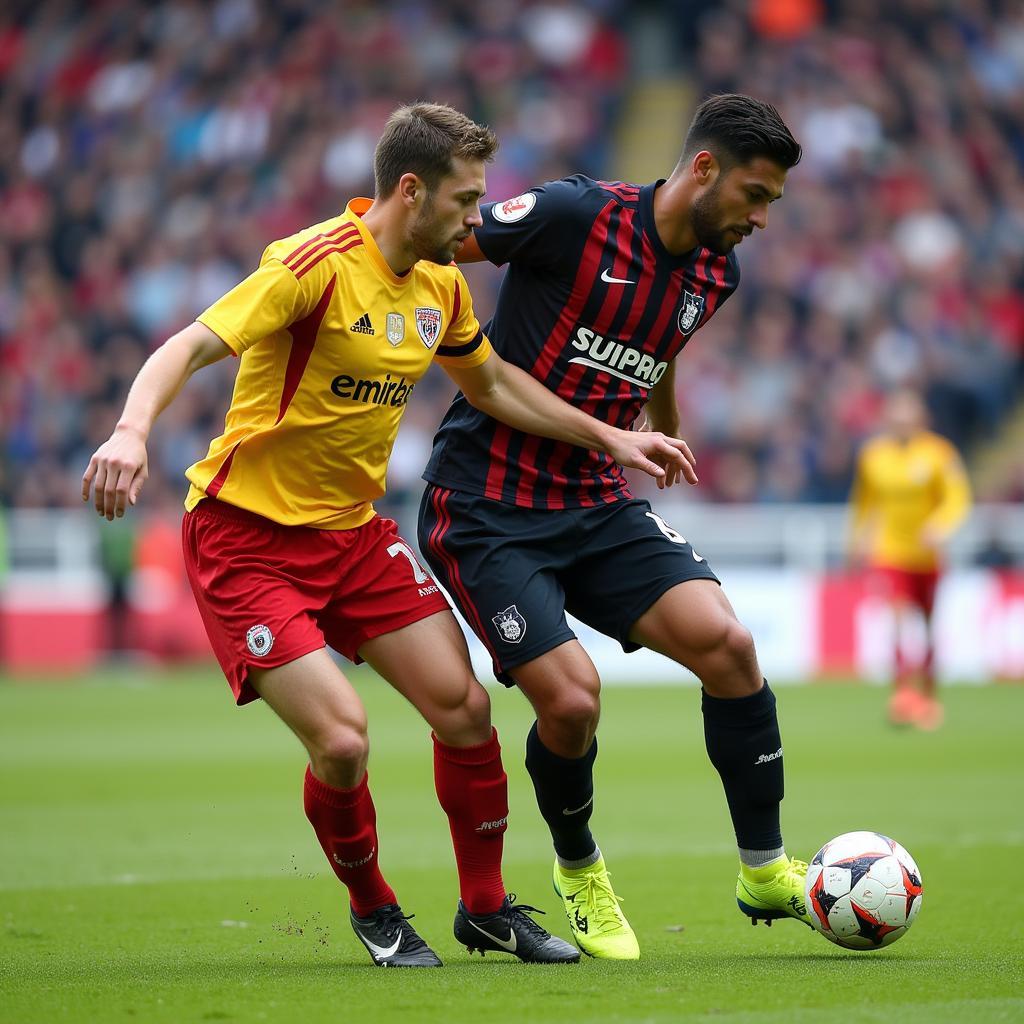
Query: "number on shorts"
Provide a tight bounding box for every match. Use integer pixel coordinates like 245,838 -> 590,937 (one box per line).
387,541 -> 430,583
645,511 -> 704,562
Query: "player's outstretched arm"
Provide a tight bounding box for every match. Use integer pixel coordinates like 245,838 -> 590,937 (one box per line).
444,350 -> 698,485
82,322 -> 232,520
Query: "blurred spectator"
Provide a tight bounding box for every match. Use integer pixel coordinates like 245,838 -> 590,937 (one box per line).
661,0 -> 1024,502
0,0 -> 1022,515
0,0 -> 628,519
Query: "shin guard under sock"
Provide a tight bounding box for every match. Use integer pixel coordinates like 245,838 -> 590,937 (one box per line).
433,728 -> 508,916
702,682 -> 784,851
303,767 -> 396,918
525,721 -> 598,862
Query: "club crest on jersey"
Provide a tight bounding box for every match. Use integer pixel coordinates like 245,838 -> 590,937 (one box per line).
492,192 -> 536,223
415,307 -> 442,349
677,290 -> 705,335
492,605 -> 526,644
245,624 -> 274,657
386,312 -> 405,347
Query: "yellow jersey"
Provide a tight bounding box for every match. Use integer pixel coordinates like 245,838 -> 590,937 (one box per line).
185,198 -> 492,529
850,429 -> 971,571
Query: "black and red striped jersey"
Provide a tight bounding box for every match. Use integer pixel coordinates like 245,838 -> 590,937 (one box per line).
423,175 -> 740,509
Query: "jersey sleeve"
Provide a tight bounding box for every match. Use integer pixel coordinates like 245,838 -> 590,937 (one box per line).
475,175 -> 596,270
927,440 -> 972,538
849,446 -> 877,532
196,257 -> 306,355
434,270 -> 493,369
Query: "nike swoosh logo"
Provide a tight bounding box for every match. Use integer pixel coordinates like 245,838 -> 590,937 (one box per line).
465,917 -> 517,952
356,932 -> 403,960
562,796 -> 594,816
600,268 -> 635,285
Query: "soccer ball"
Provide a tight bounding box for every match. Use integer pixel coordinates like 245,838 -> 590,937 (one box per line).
805,831 -> 923,950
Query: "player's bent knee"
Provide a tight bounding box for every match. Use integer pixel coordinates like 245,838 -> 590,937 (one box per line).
723,619 -> 756,666
310,724 -> 370,778
700,618 -> 761,695
541,687 -> 601,739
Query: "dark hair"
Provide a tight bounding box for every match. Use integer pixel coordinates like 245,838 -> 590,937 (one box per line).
374,102 -> 498,198
681,94 -> 801,171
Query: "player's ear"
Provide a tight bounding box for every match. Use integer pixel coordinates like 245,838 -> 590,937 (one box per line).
397,172 -> 422,208
691,151 -> 717,186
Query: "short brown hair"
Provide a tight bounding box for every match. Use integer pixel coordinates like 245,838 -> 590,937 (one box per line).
374,102 -> 498,198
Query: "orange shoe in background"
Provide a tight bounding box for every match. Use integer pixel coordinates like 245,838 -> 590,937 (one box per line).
914,696 -> 945,731
888,687 -> 922,726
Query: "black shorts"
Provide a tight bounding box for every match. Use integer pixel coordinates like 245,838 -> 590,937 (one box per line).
418,485 -> 719,685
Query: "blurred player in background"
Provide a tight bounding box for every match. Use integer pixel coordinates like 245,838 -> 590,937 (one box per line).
418,94 -> 809,958
849,388 -> 972,731
81,102 -> 691,968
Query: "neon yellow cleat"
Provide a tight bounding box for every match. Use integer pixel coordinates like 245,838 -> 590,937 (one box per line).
552,856 -> 640,959
736,856 -> 813,928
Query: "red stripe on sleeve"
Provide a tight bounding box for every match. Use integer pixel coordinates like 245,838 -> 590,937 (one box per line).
283,223 -> 359,270
293,237 -> 363,279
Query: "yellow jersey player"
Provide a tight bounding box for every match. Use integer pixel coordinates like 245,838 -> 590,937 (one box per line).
849,388 -> 972,730
82,103 -> 693,968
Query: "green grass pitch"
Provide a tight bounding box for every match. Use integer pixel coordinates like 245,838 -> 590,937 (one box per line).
1,666 -> 1022,1023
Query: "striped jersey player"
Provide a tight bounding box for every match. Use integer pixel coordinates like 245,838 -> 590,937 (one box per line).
418,93 -> 809,959
424,174 -> 739,509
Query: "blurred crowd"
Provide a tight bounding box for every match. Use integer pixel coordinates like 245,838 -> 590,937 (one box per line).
1,0 -> 1023,519
667,0 -> 1024,503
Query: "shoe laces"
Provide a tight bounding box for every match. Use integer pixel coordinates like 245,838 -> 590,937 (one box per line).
500,894 -> 550,939
367,905 -> 430,952
564,868 -> 625,928
780,859 -> 808,887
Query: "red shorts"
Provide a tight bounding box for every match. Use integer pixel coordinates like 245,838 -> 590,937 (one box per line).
181,499 -> 451,705
871,566 -> 940,615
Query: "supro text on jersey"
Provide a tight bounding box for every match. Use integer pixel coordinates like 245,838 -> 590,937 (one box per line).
569,326 -> 668,388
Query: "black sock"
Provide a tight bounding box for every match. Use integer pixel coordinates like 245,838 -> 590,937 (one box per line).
525,721 -> 598,861
702,681 -> 784,851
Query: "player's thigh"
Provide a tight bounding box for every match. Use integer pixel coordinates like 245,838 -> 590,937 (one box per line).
418,485 -> 577,683
249,647 -> 368,754
507,638 -> 603,726
182,502 -> 337,706
358,609 -> 493,744
630,578 -> 761,694
564,500 -> 720,653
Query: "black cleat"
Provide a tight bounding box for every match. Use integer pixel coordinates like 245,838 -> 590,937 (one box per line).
454,894 -> 581,963
350,904 -> 443,967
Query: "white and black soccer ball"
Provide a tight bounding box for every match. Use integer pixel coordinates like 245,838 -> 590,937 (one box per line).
805,831 -> 923,950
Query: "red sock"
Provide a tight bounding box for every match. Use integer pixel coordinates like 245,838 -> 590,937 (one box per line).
894,641 -> 911,688
302,766 -> 397,918
433,728 -> 508,916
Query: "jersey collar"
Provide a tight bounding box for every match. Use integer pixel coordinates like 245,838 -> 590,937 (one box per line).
639,179 -> 701,265
344,197 -> 411,287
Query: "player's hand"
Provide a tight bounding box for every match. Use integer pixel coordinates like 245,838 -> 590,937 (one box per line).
81,424 -> 149,521
920,524 -> 946,553
637,415 -> 685,489
610,428 -> 697,486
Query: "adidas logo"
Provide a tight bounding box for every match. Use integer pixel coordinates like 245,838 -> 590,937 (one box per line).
350,313 -> 374,335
